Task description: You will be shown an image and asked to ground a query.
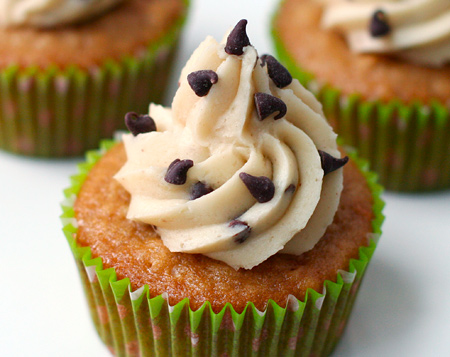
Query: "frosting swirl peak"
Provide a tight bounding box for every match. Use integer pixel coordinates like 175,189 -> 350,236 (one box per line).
321,0 -> 450,67
0,0 -> 124,28
115,21 -> 346,269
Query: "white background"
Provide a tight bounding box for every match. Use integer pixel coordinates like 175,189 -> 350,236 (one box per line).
1,0 -> 450,356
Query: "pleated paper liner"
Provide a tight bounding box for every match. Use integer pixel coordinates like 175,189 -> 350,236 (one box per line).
61,139 -> 384,356
271,14 -> 450,192
0,3 -> 188,158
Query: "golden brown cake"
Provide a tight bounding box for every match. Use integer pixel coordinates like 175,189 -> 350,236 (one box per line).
0,0 -> 185,69
275,0 -> 450,104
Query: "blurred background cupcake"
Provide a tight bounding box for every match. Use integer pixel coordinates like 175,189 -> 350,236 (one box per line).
0,0 -> 189,157
272,0 -> 450,191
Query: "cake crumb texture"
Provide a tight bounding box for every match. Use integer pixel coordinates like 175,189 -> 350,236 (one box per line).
0,0 -> 186,69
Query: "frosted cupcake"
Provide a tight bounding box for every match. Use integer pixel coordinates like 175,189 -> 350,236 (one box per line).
0,0 -> 189,157
62,20 -> 384,356
272,0 -> 450,191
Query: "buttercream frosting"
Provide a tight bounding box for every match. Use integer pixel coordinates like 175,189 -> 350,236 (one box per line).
321,0 -> 450,67
0,0 -> 124,28
115,21 -> 346,270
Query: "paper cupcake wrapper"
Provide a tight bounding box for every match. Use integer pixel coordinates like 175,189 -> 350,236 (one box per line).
271,14 -> 450,192
60,139 -> 384,356
0,5 -> 188,158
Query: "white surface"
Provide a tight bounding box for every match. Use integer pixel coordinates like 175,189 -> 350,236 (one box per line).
1,1 -> 450,356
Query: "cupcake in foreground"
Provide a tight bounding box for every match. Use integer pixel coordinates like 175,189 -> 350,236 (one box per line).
62,20 -> 384,356
0,0 -> 189,157
272,0 -> 450,191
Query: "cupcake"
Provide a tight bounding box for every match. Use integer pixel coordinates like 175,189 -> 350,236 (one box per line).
62,20 -> 384,356
0,0 -> 189,157
272,0 -> 450,191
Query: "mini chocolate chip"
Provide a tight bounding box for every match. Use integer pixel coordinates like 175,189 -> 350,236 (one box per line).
239,172 -> 275,203
187,70 -> 218,97
164,159 -> 194,185
284,184 -> 296,194
318,150 -> 349,176
260,54 -> 292,88
260,55 -> 267,66
125,112 -> 156,136
190,181 -> 214,200
229,220 -> 252,244
225,19 -> 251,56
369,10 -> 390,37
254,92 -> 287,120
168,158 -> 180,170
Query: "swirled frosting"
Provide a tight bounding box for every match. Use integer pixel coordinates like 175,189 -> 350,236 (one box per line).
0,0 -> 124,28
115,21 -> 346,269
321,0 -> 450,67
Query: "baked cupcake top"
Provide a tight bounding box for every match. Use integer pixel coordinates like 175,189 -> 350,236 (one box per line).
115,20 -> 348,270
0,0 -> 124,28
321,0 -> 450,67
0,0 -> 186,69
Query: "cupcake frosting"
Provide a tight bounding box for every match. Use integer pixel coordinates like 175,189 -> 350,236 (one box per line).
321,0 -> 450,67
0,0 -> 124,28
115,20 -> 347,270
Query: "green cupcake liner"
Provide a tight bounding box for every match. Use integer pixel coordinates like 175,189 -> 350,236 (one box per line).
0,3 -> 188,158
60,139 -> 384,356
271,9 -> 450,192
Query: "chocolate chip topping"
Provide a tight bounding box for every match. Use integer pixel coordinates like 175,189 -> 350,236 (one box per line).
187,70 -> 219,97
164,159 -> 194,185
284,184 -> 296,194
125,112 -> 157,136
369,10 -> 391,37
260,54 -> 292,88
225,19 -> 251,56
239,172 -> 275,203
318,150 -> 349,176
190,181 -> 213,200
229,220 -> 252,244
254,92 -> 287,120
